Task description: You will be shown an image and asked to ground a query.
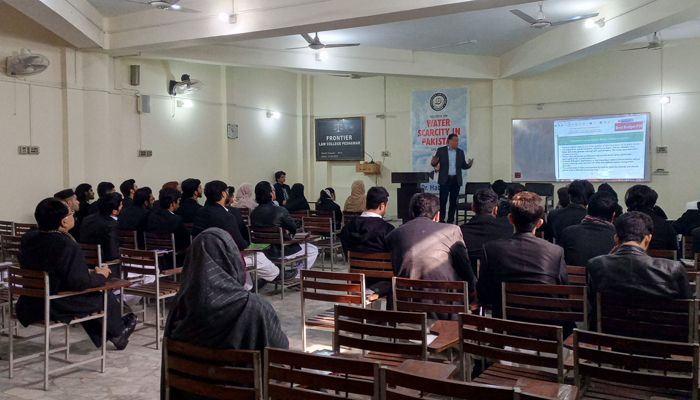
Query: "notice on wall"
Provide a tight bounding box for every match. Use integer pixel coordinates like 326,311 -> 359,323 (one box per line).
315,117 -> 364,161
410,87 -> 470,192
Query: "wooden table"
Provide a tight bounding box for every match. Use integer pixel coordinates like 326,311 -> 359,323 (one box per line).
242,244 -> 270,293
514,377 -> 578,400
57,278 -> 132,295
395,359 -> 457,380
428,320 -> 460,353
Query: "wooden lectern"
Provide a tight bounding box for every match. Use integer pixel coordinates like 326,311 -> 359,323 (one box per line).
391,172 -> 429,223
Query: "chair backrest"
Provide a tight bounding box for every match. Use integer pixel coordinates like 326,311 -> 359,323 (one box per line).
682,235 -> 694,260
465,182 -> 491,195
13,222 -> 36,236
308,209 -> 333,217
8,267 -> 47,299
347,251 -> 393,279
264,347 -> 380,400
382,367 -> 544,400
163,338 -> 261,400
248,226 -> 284,245
458,313 -> 564,383
343,211 -> 362,226
0,221 -> 14,236
301,270 -> 366,306
333,304 -> 427,361
392,277 -> 469,316
119,248 -> 160,277
289,210 -> 308,225
119,229 -> 139,250
1,234 -> 22,262
689,271 -> 700,299
79,243 -> 103,267
301,216 -> 335,235
524,183 -> 555,197
238,207 -> 250,224
144,231 -> 175,251
573,329 -> 699,400
502,283 -> 587,328
566,265 -> 586,286
597,293 -> 698,343
647,248 -> 677,260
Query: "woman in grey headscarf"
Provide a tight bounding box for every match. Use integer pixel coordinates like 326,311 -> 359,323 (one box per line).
161,228 -> 288,399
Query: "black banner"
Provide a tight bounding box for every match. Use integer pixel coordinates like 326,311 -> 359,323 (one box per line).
315,117 -> 364,161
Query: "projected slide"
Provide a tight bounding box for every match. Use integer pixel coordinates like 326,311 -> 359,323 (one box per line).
512,113 -> 650,182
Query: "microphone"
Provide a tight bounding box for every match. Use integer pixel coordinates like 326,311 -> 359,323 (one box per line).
364,152 -> 375,164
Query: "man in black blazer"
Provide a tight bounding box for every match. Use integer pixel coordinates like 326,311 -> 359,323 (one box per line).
192,180 -> 249,251
119,179 -> 137,209
88,181 -> 115,215
385,193 -> 476,320
146,187 -> 191,254
118,187 -> 154,249
430,134 -> 473,224
460,188 -> 513,275
557,191 -> 617,267
477,191 -> 568,320
545,180 -> 594,242
80,192 -> 122,267
175,178 -> 202,224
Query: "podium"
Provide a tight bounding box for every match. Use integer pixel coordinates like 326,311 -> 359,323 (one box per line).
392,172 -> 430,223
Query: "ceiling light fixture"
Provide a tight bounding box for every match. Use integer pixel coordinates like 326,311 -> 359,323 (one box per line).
267,111 -> 281,119
218,12 -> 236,23
170,4 -> 181,9
177,99 -> 193,108
316,51 -> 329,61
584,19 -> 596,28
660,96 -> 671,104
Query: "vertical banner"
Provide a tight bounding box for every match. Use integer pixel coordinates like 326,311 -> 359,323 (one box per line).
411,87 -> 470,193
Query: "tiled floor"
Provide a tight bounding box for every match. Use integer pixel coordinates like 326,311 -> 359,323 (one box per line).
0,257 -> 345,399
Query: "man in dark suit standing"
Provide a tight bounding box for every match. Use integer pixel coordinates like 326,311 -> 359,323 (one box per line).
385,193 -> 476,319
477,191 -> 568,319
460,188 -> 513,275
545,180 -> 594,242
430,134 -> 473,224
175,178 -> 202,224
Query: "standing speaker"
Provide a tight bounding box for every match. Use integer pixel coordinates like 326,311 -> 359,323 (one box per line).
137,95 -> 151,114
130,65 -> 140,86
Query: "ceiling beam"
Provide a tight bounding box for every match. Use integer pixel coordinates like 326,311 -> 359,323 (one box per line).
500,0 -> 700,78
4,0 -> 105,49
104,0 -> 535,52
139,44 -> 500,80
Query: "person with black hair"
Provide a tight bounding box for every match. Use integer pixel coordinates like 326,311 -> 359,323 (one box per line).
17,198 -> 137,350
478,191 -> 568,320
545,179 -> 594,241
558,191 -> 617,267
55,188 -> 81,239
75,183 -> 93,224
556,186 -> 570,209
80,192 -> 123,264
284,183 -> 310,212
250,181 -> 318,279
460,188 -> 513,275
491,180 -> 507,200
587,211 -> 691,330
175,178 -> 202,224
273,171 -> 291,206
316,188 -> 342,230
625,185 -> 677,250
496,183 -> 525,218
147,187 -> 191,255
88,181 -> 115,215
597,183 -> 623,220
118,187 -> 154,249
430,134 -> 474,223
385,193 -> 475,320
119,179 -> 137,209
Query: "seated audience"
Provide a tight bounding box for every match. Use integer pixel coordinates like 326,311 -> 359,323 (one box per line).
344,180 -> 367,213
477,191 -> 568,320
119,179 -> 137,209
284,183 -> 310,212
649,188 -> 668,219
316,188 -> 343,230
250,181 -> 318,278
460,188 -> 513,275
80,192 -> 122,264
162,181 -> 180,191
88,181 -> 115,215
496,183 -> 525,218
556,186 -> 569,209
162,228 -> 288,398
118,187 -> 154,249
587,212 -> 691,329
54,188 -> 81,239
175,178 -> 202,224
385,193 -> 475,320
597,183 -> 624,220
673,206 -> 700,236
17,198 -> 137,350
625,185 -> 677,250
146,187 -> 191,254
491,179 -> 508,201
233,182 -> 257,209
692,226 -> 700,254
274,171 -> 291,206
75,183 -> 93,223
545,179 -> 594,241
558,191 -> 617,267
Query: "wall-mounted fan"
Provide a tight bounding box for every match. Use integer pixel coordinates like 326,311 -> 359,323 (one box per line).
510,1 -> 598,29
6,49 -> 50,76
169,74 -> 203,95
287,33 -> 360,50
122,0 -> 200,13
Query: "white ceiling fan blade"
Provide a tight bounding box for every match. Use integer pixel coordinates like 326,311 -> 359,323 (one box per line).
414,40 -> 477,52
620,46 -> 650,51
286,46 -> 312,50
510,9 -> 537,24
171,6 -> 199,13
550,13 -> 599,26
323,43 -> 360,48
301,33 -> 315,44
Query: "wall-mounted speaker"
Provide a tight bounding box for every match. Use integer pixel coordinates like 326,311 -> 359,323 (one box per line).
130,65 -> 140,86
137,95 -> 151,114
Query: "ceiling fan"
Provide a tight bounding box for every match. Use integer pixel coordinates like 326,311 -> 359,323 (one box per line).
414,40 -> 477,52
287,33 -> 360,50
510,1 -> 598,29
328,74 -> 375,79
621,32 -> 666,51
121,0 -> 200,13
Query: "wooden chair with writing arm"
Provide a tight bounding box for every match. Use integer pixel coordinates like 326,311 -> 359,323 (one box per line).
13,222 -> 36,236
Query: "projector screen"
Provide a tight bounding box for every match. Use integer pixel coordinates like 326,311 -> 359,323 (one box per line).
512,113 -> 651,182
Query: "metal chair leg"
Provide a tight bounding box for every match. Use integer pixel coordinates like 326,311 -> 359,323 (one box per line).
155,296 -> 161,350
65,325 -> 70,360
44,321 -> 50,391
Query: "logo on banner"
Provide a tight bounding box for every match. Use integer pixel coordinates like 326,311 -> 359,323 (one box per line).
430,93 -> 447,111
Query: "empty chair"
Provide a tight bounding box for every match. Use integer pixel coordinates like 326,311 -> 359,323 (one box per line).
1,234 -> 21,264
303,216 -> 342,271
0,221 -> 14,237
144,231 -> 187,270
119,229 -> 139,250
392,276 -> 470,320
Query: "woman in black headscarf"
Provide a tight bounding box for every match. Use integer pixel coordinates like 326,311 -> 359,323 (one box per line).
161,228 -> 288,399
316,188 -> 342,230
284,183 -> 310,212
597,183 -> 624,221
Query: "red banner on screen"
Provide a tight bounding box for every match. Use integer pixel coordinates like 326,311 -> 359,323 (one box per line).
615,122 -> 644,131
